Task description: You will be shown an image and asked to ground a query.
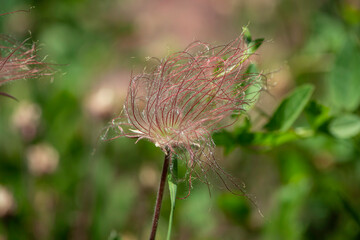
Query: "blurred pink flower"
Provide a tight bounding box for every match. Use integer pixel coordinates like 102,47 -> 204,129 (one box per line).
106,35 -> 263,169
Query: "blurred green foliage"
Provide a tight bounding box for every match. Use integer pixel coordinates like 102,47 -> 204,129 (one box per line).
1,0 -> 360,239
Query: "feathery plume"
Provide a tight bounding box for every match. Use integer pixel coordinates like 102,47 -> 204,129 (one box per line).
0,35 -> 52,85
0,10 -> 53,99
106,34 -> 264,194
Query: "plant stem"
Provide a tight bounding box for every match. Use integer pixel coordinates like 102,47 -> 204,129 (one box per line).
149,150 -> 171,240
166,155 -> 178,240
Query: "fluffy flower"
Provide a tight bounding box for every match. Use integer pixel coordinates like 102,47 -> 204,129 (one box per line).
106,35 -> 263,190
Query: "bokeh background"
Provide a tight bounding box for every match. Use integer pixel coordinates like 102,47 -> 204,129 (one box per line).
1,0 -> 360,239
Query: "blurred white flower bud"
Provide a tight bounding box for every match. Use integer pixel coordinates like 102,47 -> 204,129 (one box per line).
85,87 -> 116,119
0,185 -> 15,218
12,101 -> 41,141
85,71 -> 129,119
26,143 -> 59,176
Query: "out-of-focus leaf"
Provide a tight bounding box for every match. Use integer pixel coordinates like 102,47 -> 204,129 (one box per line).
248,38 -> 264,54
305,100 -> 330,130
303,14 -> 347,54
214,118 -> 253,151
242,26 -> 252,44
265,84 -> 314,132
107,230 -> 121,240
328,38 -> 360,111
339,194 -> 360,227
179,187 -> 216,236
214,129 -> 300,149
264,174 -> 311,240
329,114 -> 360,139
243,64 -> 263,111
215,117 -> 303,149
341,3 -> 360,25
213,129 -> 236,154
252,131 -> 299,147
217,193 -> 250,225
242,26 -> 264,55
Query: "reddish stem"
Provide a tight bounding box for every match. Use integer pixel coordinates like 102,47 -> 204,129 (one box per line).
149,149 -> 171,240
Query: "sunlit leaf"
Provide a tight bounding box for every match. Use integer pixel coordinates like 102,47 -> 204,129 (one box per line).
265,84 -> 314,132
252,131 -> 299,147
329,114 -> 360,139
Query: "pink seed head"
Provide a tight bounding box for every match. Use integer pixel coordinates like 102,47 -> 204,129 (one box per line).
107,35 -> 264,163
0,35 -> 53,86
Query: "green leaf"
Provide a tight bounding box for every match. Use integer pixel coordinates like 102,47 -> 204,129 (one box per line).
329,114 -> 360,139
242,26 -> 252,44
243,64 -> 263,111
242,26 -> 264,56
214,117 -> 304,149
214,129 -> 300,149
167,154 -> 178,240
265,84 -> 314,132
252,131 -> 299,147
328,38 -> 360,111
232,119 -> 256,145
213,130 -> 236,154
304,100 -> 330,130
248,38 -> 264,54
